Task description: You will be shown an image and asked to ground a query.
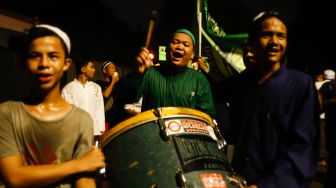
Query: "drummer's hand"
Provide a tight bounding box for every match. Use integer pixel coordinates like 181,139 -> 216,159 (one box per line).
77,147 -> 105,173
195,57 -> 209,73
135,47 -> 153,74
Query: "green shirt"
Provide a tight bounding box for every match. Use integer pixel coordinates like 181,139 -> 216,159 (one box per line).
139,67 -> 216,117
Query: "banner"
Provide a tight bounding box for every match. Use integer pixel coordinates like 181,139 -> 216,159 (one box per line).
197,0 -> 248,79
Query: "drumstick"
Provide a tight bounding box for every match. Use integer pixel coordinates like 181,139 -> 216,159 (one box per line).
143,11 -> 160,68
145,11 -> 159,49
145,19 -> 154,49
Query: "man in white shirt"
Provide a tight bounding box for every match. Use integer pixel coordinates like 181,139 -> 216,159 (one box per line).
62,58 -> 105,140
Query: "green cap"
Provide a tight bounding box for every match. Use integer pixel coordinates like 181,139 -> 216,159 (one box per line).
174,28 -> 195,46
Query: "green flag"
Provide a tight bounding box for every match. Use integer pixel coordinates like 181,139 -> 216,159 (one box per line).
198,0 -> 248,78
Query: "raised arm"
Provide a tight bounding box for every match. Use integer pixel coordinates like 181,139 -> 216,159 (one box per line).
102,73 -> 119,99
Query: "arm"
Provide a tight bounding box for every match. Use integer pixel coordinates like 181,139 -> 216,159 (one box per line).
102,74 -> 119,98
135,47 -> 153,74
0,147 -> 105,188
75,177 -> 96,188
196,57 -> 210,74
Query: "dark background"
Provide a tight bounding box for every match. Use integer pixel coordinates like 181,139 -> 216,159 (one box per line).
0,0 -> 334,125
1,0 -> 334,74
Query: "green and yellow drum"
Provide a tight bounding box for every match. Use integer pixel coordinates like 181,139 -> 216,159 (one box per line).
99,107 -> 244,188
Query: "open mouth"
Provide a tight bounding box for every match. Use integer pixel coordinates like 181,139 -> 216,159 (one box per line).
37,73 -> 52,82
172,51 -> 183,58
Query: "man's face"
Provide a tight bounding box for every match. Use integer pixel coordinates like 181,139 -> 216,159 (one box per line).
104,63 -> 116,77
83,61 -> 96,79
26,36 -> 71,90
253,17 -> 287,67
168,33 -> 195,67
243,44 -> 256,70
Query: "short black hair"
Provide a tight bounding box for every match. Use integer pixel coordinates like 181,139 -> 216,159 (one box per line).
73,56 -> 95,75
247,10 -> 287,43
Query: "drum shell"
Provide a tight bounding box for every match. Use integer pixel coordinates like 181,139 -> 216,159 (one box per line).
100,107 -> 240,188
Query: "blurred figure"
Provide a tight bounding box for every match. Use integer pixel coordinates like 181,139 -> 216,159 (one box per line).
242,44 -> 256,70
319,69 -> 336,188
315,72 -> 329,167
62,57 -> 105,141
0,24 -> 105,187
96,61 -> 119,129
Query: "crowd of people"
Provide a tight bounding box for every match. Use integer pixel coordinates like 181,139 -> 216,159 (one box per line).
0,10 -> 333,188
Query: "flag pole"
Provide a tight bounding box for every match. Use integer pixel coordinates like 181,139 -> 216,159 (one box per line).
197,0 -> 202,57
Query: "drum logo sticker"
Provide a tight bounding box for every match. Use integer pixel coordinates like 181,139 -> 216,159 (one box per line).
200,173 -> 227,188
180,119 -> 208,134
165,119 -> 210,136
167,120 -> 181,132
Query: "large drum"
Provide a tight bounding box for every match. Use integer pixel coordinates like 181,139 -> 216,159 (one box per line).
99,107 -> 244,188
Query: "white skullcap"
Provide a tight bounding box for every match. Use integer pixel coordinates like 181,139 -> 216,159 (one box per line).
35,24 -> 71,53
253,12 -> 266,22
324,69 -> 335,80
101,61 -> 113,71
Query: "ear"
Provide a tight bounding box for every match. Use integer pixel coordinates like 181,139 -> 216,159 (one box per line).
63,58 -> 72,71
191,50 -> 195,59
81,66 -> 86,74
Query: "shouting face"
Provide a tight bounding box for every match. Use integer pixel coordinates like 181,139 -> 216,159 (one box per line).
168,33 -> 195,67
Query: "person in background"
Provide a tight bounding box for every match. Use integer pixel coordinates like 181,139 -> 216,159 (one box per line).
228,11 -> 318,188
0,24 -> 105,187
318,69 -> 336,188
62,57 -> 105,141
96,61 -> 120,130
135,28 -> 216,117
314,71 -> 330,167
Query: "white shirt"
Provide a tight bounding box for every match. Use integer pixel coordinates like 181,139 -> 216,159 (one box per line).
62,79 -> 105,135
315,80 -> 330,90
315,80 -> 330,119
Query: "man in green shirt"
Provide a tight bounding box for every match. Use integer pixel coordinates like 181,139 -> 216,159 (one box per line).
135,29 -> 215,117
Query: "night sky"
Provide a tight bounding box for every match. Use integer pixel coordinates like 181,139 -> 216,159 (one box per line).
0,0 -> 334,130
1,0 -> 334,75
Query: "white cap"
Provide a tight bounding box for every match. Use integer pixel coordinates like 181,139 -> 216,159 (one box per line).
35,24 -> 71,53
102,61 -> 113,71
324,69 -> 335,80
